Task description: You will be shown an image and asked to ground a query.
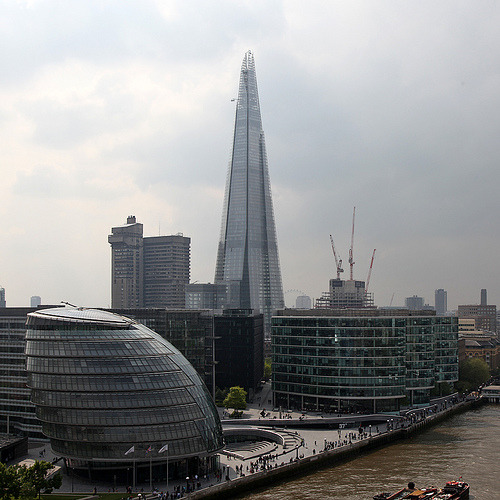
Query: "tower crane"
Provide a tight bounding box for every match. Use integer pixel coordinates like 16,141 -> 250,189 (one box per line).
365,249 -> 376,294
329,235 -> 344,279
348,206 -> 356,280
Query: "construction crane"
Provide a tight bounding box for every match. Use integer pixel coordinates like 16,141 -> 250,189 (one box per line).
348,206 -> 356,280
329,235 -> 344,279
365,249 -> 376,294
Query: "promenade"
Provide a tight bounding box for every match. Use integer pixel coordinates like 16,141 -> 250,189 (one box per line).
17,385 -> 478,499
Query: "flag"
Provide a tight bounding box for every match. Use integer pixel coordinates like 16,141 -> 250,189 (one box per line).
146,446 -> 152,453
125,446 -> 135,456
158,444 -> 169,454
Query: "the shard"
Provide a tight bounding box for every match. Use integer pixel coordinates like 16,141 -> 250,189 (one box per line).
215,51 -> 284,335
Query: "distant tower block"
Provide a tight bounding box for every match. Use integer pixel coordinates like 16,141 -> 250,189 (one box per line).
405,295 -> 424,310
435,289 -> 447,316
30,296 -> 41,308
481,289 -> 487,306
296,295 -> 312,309
0,287 -> 5,308
215,51 -> 284,336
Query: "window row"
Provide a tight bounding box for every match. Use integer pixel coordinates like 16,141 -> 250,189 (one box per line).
28,371 -> 192,392
31,388 -> 195,409
44,419 -> 201,442
27,356 -> 179,375
25,340 -> 172,357
37,403 -> 204,427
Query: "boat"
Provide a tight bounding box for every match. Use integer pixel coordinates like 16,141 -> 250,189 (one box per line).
374,481 -> 469,500
431,481 -> 469,499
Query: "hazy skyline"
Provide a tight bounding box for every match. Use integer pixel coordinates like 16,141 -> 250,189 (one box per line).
1,1 -> 499,310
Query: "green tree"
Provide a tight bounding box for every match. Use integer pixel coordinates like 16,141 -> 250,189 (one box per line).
223,386 -> 247,410
0,462 -> 22,500
263,357 -> 272,380
19,461 -> 62,500
214,387 -> 229,406
457,357 -> 490,392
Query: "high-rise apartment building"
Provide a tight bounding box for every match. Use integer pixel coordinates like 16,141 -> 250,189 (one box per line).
435,289 -> 447,316
0,287 -> 5,308
109,216 -> 190,308
215,51 -> 284,335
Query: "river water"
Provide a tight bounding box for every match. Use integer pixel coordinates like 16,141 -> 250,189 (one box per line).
241,404 -> 498,499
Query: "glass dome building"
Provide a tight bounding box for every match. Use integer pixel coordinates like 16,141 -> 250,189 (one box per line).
25,307 -> 223,479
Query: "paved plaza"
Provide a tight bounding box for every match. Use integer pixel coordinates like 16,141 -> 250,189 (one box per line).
15,383 -> 459,497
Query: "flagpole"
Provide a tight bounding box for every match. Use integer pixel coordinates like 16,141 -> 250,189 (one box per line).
133,458 -> 136,492
166,446 -> 169,494
150,453 -> 152,492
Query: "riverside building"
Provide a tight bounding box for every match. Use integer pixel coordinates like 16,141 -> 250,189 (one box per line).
25,306 -> 223,481
272,309 -> 458,413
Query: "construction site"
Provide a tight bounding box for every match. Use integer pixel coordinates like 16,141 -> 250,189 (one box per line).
315,207 -> 376,309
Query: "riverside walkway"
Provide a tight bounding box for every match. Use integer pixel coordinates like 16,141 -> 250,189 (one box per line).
18,389 -> 481,499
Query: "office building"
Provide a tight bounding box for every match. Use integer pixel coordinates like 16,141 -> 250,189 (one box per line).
25,306 -> 223,479
0,288 -> 5,308
458,289 -> 497,334
214,309 -> 264,399
272,308 -> 458,412
143,235 -> 190,308
405,295 -> 425,310
30,296 -> 41,308
0,306 -> 55,438
435,289 -> 447,316
109,216 -> 190,309
185,283 -> 227,310
215,51 -> 284,336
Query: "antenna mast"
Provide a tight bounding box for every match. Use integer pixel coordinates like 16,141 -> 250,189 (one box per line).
348,206 -> 356,280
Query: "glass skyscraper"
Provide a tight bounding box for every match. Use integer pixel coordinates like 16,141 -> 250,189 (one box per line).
215,51 -> 284,335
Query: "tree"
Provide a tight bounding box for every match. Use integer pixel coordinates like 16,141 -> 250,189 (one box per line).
214,387 -> 229,406
223,386 -> 247,410
263,357 -> 272,380
457,357 -> 490,392
0,462 -> 22,500
19,461 -> 62,500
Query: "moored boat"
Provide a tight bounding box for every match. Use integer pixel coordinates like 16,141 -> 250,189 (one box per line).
374,480 -> 469,500
431,481 -> 469,499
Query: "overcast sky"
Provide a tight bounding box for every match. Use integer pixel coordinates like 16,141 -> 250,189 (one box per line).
1,0 -> 499,310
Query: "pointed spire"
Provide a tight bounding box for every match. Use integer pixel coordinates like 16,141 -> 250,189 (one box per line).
215,52 -> 284,336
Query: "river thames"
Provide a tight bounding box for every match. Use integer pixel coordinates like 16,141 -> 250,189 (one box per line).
241,404 -> 498,499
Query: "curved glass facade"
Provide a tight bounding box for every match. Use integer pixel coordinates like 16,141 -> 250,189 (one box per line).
272,315 -> 406,412
25,307 -> 223,467
272,310 -> 458,412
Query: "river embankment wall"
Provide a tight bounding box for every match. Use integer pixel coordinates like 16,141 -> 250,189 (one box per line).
186,398 -> 485,500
